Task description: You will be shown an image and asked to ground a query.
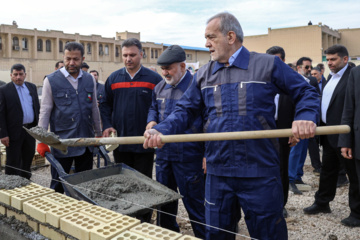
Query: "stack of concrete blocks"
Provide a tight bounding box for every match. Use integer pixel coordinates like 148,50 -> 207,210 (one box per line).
0,143 -> 45,167
0,143 -> 5,167
0,182 -> 201,240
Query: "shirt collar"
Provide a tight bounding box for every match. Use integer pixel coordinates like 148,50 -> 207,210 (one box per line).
60,67 -> 83,81
212,46 -> 249,74
126,66 -> 142,79
329,64 -> 348,78
229,46 -> 242,66
13,82 -> 25,88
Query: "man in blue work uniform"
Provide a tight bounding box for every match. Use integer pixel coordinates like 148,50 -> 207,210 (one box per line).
100,38 -> 162,222
146,45 -> 205,238
143,12 -> 319,240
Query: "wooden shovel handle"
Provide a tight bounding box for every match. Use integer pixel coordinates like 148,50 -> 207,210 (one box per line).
160,125 -> 350,143
78,125 -> 350,146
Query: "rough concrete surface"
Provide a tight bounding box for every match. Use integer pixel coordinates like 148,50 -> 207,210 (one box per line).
0,214 -> 46,240
76,170 -> 174,216
0,173 -> 31,189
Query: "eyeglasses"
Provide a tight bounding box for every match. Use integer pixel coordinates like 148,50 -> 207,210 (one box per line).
303,65 -> 312,70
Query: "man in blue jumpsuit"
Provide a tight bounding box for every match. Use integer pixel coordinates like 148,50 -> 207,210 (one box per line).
146,45 -> 205,238
143,12 -> 319,240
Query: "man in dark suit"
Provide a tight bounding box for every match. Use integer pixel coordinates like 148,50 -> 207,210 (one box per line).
339,65 -> 360,227
266,46 -> 296,217
304,45 -> 360,227
288,57 -> 320,194
0,64 -> 40,179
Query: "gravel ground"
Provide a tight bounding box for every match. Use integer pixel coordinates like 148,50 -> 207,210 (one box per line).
28,151 -> 360,240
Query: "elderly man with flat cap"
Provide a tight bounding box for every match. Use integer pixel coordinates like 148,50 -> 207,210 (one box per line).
146,45 -> 206,238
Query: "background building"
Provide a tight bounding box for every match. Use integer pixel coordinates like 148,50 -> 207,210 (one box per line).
1,21 -> 359,86
244,22 -> 360,73
0,22 -> 210,85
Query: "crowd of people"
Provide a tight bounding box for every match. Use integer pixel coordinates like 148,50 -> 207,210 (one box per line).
0,11 -> 359,240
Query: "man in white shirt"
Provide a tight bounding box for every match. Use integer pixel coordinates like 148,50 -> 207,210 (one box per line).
37,42 -> 102,193
304,44 -> 360,227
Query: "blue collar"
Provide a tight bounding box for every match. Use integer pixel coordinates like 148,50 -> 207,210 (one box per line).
164,71 -> 192,92
212,46 -> 250,74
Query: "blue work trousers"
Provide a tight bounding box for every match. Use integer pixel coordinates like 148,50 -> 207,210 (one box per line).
156,159 -> 205,239
288,139 -> 309,182
205,174 -> 287,240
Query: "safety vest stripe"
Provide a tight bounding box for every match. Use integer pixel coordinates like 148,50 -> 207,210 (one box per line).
111,82 -> 156,90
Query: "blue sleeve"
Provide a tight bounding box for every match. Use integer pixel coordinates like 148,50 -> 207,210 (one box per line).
153,74 -> 204,135
99,76 -> 114,130
271,57 -> 320,124
147,90 -> 159,124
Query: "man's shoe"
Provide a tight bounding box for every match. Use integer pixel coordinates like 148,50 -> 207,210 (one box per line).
289,182 -> 302,195
341,216 -> 360,227
313,168 -> 321,176
303,203 -> 331,215
283,208 -> 288,218
337,176 -> 349,188
294,179 -> 306,185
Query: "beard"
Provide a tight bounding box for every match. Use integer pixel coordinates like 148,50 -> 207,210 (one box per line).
164,75 -> 177,86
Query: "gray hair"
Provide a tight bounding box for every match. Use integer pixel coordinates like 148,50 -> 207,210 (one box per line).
312,67 -> 321,73
207,12 -> 244,43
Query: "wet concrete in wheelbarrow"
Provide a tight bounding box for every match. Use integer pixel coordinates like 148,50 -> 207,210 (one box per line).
76,169 -> 178,216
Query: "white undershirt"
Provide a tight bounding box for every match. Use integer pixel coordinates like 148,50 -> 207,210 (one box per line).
321,64 -> 348,123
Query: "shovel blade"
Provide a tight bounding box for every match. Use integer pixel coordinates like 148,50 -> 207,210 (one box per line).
23,126 -> 68,154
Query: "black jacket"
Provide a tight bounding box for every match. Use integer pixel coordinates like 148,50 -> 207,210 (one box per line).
0,82 -> 40,141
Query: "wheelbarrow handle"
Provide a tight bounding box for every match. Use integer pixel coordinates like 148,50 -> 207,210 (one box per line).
45,152 -> 67,178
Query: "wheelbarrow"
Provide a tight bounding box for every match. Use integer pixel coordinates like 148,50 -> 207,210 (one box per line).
45,151 -> 182,217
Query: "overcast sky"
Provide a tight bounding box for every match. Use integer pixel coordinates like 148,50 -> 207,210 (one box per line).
1,0 -> 359,48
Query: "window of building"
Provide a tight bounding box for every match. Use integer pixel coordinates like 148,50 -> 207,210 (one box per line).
59,40 -> 63,52
22,38 -> 28,50
0,37 -> 2,50
186,54 -> 192,60
87,43 -> 91,54
155,49 -> 158,58
46,40 -> 51,52
142,49 -> 147,59
151,49 -> 154,58
99,44 -> 103,55
13,37 -> 20,50
105,45 -> 109,55
37,39 -> 43,51
115,47 -> 119,57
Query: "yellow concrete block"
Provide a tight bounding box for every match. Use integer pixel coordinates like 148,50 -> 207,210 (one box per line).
129,223 -> 182,240
90,215 -> 141,240
26,218 -> 39,232
23,196 -> 59,222
178,235 -> 202,240
60,211 -> 104,240
40,224 -> 67,240
11,187 -> 54,210
81,205 -> 122,223
0,205 -> 7,215
42,192 -> 79,206
110,230 -> 152,240
0,188 -> 26,205
7,209 -> 27,222
46,201 -> 93,228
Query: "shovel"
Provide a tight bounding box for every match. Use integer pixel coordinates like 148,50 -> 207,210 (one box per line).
24,125 -> 350,154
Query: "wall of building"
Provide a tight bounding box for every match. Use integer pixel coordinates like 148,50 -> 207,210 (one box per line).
339,28 -> 360,58
244,25 -> 324,64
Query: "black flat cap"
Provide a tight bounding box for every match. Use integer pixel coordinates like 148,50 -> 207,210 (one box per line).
157,45 -> 186,66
